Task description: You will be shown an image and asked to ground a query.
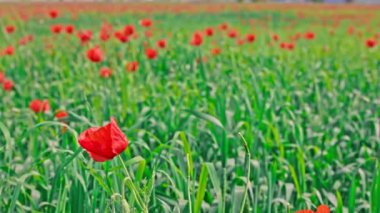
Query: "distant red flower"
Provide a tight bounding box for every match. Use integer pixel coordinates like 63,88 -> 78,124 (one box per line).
3,46 -> 14,55
144,30 -> 153,38
100,67 -> 112,78
157,39 -> 167,49
145,48 -> 157,59
190,32 -> 203,46
272,34 -> 279,42
280,42 -> 287,49
287,43 -> 295,50
246,33 -> 255,43
77,30 -> 92,44
140,18 -> 152,27
5,25 -> 15,34
366,38 -> 377,48
304,31 -> 315,40
205,27 -> 213,36
211,47 -> 221,56
0,72 -> 5,83
86,47 -> 104,63
55,110 -> 68,119
48,9 -> 59,19
51,24 -> 62,34
100,30 -> 111,41
19,35 -> 33,46
124,25 -> 135,36
2,79 -> 14,91
126,61 -> 138,72
65,25 -> 74,34
29,99 -> 50,113
78,117 -> 128,162
114,31 -> 129,43
227,30 -> 238,38
236,39 -> 245,46
219,23 -> 228,30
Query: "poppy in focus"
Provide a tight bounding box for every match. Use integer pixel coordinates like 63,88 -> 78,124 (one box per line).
78,117 -> 128,162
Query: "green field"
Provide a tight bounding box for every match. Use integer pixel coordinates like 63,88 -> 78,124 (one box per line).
0,3 -> 380,213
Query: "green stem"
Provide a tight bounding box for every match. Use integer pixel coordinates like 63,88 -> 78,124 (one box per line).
239,133 -> 251,213
118,155 -> 148,213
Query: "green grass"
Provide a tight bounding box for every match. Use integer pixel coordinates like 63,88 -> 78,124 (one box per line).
1,5 -> 380,213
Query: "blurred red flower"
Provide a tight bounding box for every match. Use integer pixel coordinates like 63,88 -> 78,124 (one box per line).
5,25 -> 15,34
87,47 -> 104,63
65,25 -> 75,34
55,110 -> 68,119
157,39 -> 167,49
227,30 -> 238,38
124,25 -> 135,36
2,79 -> 14,91
0,72 -> 5,83
51,24 -> 62,34
366,38 -> 377,48
190,32 -> 203,46
205,27 -> 213,36
49,9 -> 59,19
100,67 -> 112,78
294,204 -> 330,213
272,34 -> 279,42
126,61 -> 138,72
304,31 -> 315,40
145,48 -> 157,59
3,46 -> 14,55
211,47 -> 221,56
78,117 -> 128,162
140,18 -> 152,27
29,99 -> 50,113
114,31 -> 129,43
219,22 -> 228,30
246,33 -> 255,43
77,30 -> 92,44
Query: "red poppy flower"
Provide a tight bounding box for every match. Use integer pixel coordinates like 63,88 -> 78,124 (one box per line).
211,48 -> 221,56
145,48 -> 157,59
304,31 -> 315,40
287,43 -> 295,50
100,67 -> 112,78
2,79 -> 14,91
280,42 -> 287,49
219,23 -> 228,30
126,61 -> 138,72
316,205 -> 330,213
65,25 -> 74,34
227,30 -> 238,38
272,34 -> 279,42
3,46 -> 14,55
157,39 -> 167,49
86,47 -> 104,63
19,35 -> 33,46
140,18 -> 152,27
51,24 -> 62,34
236,39 -> 245,46
366,38 -> 377,48
190,32 -> 203,46
55,110 -> 68,119
205,27 -> 213,36
77,30 -> 92,44
48,9 -> 59,19
0,71 -> 5,83
29,99 -> 50,113
5,25 -> 15,34
100,30 -> 111,41
246,33 -> 255,43
294,204 -> 330,213
114,31 -> 129,43
78,117 -> 128,162
144,30 -> 153,38
124,25 -> 135,36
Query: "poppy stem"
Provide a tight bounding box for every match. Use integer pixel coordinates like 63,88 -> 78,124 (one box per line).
118,155 -> 148,212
